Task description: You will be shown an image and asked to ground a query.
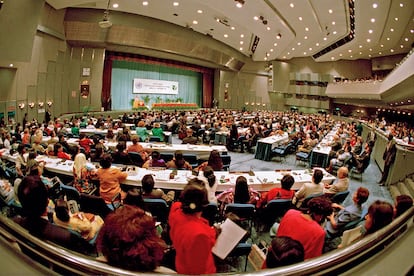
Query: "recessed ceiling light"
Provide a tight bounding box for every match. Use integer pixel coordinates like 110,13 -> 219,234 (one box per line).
368,29 -> 373,34
304,36 -> 308,39
390,28 -> 394,32
369,54 -> 372,57
348,49 -> 352,53
359,52 -> 362,55
387,37 -> 390,40
328,9 -> 333,14
394,17 -> 398,21
266,53 -> 270,57
316,43 -> 320,46
359,45 -> 362,48
303,52 -> 307,55
253,16 -> 259,20
142,1 -> 148,6
298,17 -> 302,21
390,49 -> 394,52
287,52 -> 290,55
231,26 -> 235,30
291,47 -> 295,51
400,3 -> 404,7
305,27 -> 309,31
239,47 -> 243,51
270,49 -> 274,52
173,2 -> 179,7
290,3 -> 294,8
323,37 -> 327,41
350,55 -> 353,58
236,2 -> 243,8
332,21 -> 336,25
369,48 -> 372,51
371,18 -> 375,23
197,10 -> 203,14
240,34 -> 244,38
297,42 -> 301,46
400,45 -> 404,48
112,3 -> 119,8
274,43 -> 277,46
331,57 -> 335,60
372,3 -> 378,8
192,20 -> 198,24
380,44 -> 384,47
339,53 -> 343,56
333,31 -> 337,35
267,27 -> 271,31
9,64 -> 13,67
264,57 -> 268,61
309,47 -> 312,51
379,52 -> 382,55
224,34 -> 228,38
411,30 -> 414,33
405,37 -> 409,41
239,41 -> 244,45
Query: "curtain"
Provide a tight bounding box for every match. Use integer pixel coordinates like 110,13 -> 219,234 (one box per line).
102,52 -> 214,111
111,60 -> 202,110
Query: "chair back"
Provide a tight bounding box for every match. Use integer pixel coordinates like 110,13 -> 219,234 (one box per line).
149,136 -> 161,142
128,152 -> 144,167
227,243 -> 252,271
301,193 -> 325,209
263,199 -> 293,225
60,183 -> 81,203
221,155 -> 231,171
143,198 -> 169,224
79,194 -> 112,219
224,203 -> 256,232
331,190 -> 350,204
202,202 -> 219,226
182,154 -> 198,169
160,153 -> 174,163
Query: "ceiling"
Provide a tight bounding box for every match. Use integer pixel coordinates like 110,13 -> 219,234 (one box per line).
46,0 -> 414,62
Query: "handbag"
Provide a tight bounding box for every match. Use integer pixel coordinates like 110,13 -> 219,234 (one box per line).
248,244 -> 266,271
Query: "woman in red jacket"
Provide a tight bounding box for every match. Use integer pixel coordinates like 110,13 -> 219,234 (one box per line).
168,179 -> 217,274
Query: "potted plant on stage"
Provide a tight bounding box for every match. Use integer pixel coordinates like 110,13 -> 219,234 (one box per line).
142,95 -> 152,109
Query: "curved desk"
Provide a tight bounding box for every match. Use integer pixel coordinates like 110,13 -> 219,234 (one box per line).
41,137 -> 227,160
4,154 -> 335,192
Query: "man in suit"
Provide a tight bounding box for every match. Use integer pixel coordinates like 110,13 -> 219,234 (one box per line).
324,166 -> 349,195
378,133 -> 397,186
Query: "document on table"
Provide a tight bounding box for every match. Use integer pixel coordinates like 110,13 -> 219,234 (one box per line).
212,218 -> 247,259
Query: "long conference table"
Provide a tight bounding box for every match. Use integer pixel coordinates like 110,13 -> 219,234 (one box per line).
1,152 -> 335,192
309,128 -> 338,168
41,137 -> 227,160
254,133 -> 290,161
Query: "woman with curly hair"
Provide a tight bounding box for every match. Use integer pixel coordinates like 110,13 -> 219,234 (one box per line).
96,205 -> 170,272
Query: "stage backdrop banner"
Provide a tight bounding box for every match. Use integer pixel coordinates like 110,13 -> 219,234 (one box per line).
133,78 -> 179,94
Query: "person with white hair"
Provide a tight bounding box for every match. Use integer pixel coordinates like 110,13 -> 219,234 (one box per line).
72,152 -> 93,192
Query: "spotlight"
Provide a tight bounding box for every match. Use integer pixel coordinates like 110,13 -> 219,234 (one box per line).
276,33 -> 282,39
235,0 -> 245,8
